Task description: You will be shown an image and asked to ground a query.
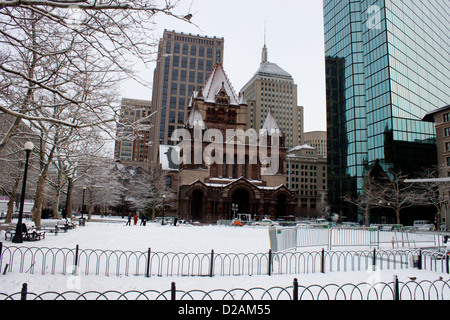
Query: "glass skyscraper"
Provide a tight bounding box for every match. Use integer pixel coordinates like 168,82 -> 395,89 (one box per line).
324,0 -> 449,218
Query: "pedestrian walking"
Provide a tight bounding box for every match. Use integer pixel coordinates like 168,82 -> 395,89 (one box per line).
141,215 -> 147,226
133,213 -> 138,225
126,212 -> 131,226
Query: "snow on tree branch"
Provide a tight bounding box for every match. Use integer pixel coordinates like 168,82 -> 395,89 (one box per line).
0,0 -> 187,151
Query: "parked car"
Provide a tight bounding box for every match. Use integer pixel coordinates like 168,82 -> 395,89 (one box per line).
253,218 -> 279,227
413,220 -> 435,231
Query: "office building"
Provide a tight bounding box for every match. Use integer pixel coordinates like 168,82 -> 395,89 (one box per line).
114,98 -> 152,167
241,44 -> 303,149
149,30 -> 225,165
423,105 -> 450,178
286,144 -> 328,217
423,104 -> 450,231
302,131 -> 327,157
324,0 -> 449,218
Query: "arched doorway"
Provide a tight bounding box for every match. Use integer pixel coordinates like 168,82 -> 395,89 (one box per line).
276,193 -> 287,218
191,190 -> 204,220
231,188 -> 250,216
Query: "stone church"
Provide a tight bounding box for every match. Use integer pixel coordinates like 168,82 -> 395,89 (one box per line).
168,63 -> 295,222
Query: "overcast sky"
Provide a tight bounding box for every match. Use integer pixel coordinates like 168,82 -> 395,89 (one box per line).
120,0 -> 326,133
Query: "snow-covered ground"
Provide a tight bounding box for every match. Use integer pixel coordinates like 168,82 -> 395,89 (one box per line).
0,216 -> 449,300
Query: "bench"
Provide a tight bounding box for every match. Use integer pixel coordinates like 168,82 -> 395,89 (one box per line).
4,228 -> 15,240
25,229 -> 45,241
4,225 -> 45,241
36,226 -> 60,235
56,220 -> 76,232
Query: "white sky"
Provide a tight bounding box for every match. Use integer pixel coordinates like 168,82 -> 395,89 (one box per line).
119,0 -> 326,133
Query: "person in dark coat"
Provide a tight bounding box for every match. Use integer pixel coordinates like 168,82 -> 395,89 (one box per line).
141,215 -> 147,226
126,213 -> 131,226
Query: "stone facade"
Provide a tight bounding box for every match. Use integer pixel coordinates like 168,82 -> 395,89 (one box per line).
174,63 -> 295,222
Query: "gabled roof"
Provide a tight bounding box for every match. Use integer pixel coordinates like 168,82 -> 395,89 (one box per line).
261,110 -> 281,136
186,106 -> 206,129
202,63 -> 239,105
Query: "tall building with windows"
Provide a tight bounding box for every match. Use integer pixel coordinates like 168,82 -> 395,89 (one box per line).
302,131 -> 327,157
324,0 -> 449,218
149,30 -> 225,165
241,45 -> 303,149
114,98 -> 152,167
423,105 -> 450,178
286,144 -> 328,217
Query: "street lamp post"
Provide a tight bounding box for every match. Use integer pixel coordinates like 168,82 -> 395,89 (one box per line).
12,142 -> 34,243
81,186 -> 86,219
162,195 -> 166,225
79,186 -> 86,226
232,203 -> 238,220
64,174 -> 72,221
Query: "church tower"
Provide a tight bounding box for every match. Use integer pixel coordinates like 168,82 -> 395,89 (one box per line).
176,63 -> 293,223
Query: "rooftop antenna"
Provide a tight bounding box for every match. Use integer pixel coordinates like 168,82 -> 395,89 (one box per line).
264,20 -> 267,46
261,20 -> 268,64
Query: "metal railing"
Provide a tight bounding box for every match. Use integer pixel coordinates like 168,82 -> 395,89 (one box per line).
270,225 -> 443,252
1,243 -> 449,278
2,276 -> 450,300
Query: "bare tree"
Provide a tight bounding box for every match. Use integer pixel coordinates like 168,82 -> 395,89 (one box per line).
380,170 -> 427,225
344,174 -> 385,226
0,114 -> 38,222
72,158 -> 125,219
414,166 -> 449,228
0,0 -> 189,151
127,167 -> 173,219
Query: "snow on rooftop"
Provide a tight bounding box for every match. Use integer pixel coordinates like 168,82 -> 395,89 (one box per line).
202,63 -> 239,105
261,110 -> 281,136
256,62 -> 292,78
289,144 -> 316,152
186,108 -> 206,130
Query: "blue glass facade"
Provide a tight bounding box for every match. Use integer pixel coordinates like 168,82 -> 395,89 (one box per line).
324,0 -> 449,217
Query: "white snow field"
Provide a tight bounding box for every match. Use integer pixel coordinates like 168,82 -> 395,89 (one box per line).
0,216 -> 449,301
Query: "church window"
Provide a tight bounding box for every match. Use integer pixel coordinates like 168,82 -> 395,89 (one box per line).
218,108 -> 225,121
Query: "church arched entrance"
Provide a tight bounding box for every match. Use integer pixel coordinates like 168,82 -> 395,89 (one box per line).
191,190 -> 204,220
231,188 -> 250,216
276,193 -> 287,218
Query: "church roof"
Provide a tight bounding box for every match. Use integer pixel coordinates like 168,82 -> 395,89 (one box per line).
261,110 -> 281,136
202,63 -> 240,106
186,107 -> 206,129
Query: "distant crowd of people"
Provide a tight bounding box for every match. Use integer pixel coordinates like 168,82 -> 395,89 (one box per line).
126,212 -> 147,226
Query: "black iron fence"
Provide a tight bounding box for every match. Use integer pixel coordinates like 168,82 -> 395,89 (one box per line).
2,277 -> 450,300
1,242 -> 449,278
